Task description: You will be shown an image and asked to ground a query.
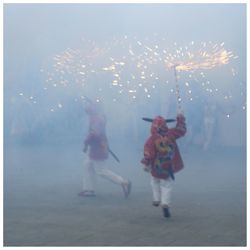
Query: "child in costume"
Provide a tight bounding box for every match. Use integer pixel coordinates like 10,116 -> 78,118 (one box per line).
141,113 -> 186,218
78,100 -> 131,198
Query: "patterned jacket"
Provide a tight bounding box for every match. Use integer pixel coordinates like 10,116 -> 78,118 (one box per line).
141,114 -> 186,179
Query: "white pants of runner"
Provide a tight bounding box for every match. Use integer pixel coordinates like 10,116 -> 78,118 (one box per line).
150,175 -> 173,206
82,158 -> 126,191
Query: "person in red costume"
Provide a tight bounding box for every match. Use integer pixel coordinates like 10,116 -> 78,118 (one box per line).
141,113 -> 186,218
78,99 -> 131,198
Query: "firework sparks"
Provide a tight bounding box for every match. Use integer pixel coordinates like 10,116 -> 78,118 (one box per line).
35,36 -> 240,114
165,45 -> 233,72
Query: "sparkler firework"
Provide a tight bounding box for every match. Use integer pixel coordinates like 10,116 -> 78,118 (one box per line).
17,35 -> 242,116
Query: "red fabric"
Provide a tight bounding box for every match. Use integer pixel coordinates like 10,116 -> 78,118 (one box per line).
142,114 -> 186,179
84,110 -> 109,161
150,116 -> 168,134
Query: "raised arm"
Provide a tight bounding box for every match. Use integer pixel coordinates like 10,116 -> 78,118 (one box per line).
168,113 -> 187,139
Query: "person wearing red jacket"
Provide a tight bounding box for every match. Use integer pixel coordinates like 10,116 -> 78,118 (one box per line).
141,113 -> 186,218
78,100 -> 131,198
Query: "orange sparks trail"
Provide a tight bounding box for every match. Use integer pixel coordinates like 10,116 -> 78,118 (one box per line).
166,48 -> 233,72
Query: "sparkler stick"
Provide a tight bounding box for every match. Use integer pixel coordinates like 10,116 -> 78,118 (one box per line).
173,65 -> 182,113
167,46 -> 234,114
108,147 -> 120,163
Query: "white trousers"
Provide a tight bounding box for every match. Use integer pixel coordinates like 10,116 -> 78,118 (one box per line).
150,176 -> 173,206
82,158 -> 126,191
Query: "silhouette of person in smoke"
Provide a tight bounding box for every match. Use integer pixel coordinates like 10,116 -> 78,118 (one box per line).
203,100 -> 217,151
78,99 -> 131,198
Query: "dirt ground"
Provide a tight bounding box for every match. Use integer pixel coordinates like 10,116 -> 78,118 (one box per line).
4,143 -> 246,246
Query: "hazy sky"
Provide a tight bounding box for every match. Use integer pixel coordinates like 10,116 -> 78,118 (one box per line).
4,4 -> 246,58
3,3 -> 246,146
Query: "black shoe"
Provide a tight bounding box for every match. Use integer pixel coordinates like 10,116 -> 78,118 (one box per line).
78,190 -> 96,197
163,207 -> 171,218
152,201 -> 160,207
122,180 -> 132,198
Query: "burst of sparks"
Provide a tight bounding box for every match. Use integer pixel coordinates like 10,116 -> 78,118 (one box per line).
166,47 -> 233,72
23,35 -> 242,115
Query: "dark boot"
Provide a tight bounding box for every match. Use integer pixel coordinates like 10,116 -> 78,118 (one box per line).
122,180 -> 132,198
162,206 -> 171,218
78,190 -> 96,197
152,201 -> 160,207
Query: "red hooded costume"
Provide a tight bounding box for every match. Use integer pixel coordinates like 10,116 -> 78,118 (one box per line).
141,114 -> 186,179
84,102 -> 109,161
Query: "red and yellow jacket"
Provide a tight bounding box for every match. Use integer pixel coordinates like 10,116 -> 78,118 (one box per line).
141,114 -> 186,179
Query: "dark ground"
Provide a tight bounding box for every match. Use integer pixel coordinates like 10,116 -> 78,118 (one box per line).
4,142 -> 246,246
